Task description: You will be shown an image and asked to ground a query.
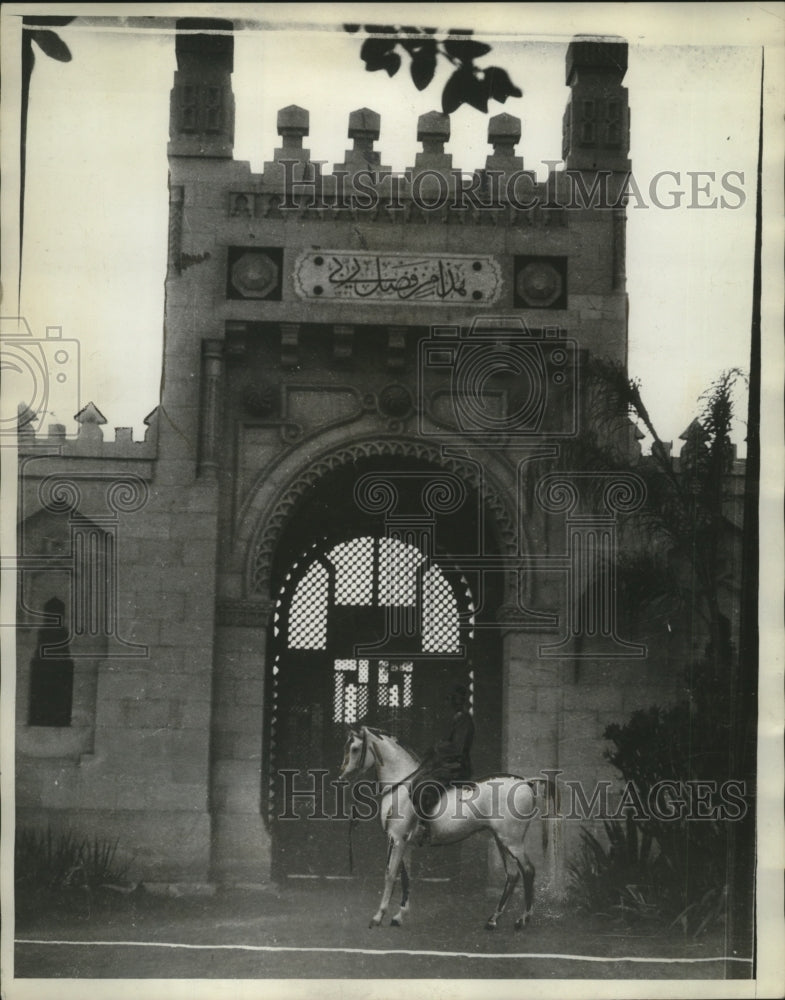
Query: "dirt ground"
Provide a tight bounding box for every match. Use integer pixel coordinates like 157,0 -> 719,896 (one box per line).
11,875 -> 753,987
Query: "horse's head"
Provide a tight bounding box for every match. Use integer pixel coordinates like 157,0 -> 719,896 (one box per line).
339,727 -> 373,778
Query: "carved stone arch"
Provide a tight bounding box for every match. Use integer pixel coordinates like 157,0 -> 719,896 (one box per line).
245,435 -> 519,602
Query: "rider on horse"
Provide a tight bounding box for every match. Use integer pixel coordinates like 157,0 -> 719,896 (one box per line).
409,684 -> 475,845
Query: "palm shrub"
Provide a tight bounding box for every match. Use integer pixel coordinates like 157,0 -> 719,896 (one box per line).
566,366 -> 746,937
15,826 -> 132,917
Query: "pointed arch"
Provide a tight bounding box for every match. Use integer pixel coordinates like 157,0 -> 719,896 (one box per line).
243,435 -> 519,600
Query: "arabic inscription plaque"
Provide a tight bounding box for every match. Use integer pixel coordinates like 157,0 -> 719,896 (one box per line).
293,251 -> 502,304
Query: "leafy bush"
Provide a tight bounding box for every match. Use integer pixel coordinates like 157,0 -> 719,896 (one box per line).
568,661 -> 736,937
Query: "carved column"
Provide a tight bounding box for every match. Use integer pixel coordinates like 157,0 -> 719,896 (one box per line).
332,324 -> 354,363
385,326 -> 407,369
280,323 -> 300,368
199,339 -> 224,478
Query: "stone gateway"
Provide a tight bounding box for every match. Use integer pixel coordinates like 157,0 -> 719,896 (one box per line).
15,20 -> 743,889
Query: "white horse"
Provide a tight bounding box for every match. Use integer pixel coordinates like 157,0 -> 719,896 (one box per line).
338,725 -> 559,930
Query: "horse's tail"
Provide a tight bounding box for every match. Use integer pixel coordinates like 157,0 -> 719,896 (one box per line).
348,806 -> 358,875
528,772 -> 565,898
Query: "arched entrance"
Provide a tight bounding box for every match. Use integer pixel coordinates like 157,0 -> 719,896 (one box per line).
261,455 -> 504,880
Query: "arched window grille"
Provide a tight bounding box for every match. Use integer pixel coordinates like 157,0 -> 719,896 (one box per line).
275,535 -> 472,728
285,535 -> 462,654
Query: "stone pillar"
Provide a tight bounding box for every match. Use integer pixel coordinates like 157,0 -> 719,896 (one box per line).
168,18 -> 235,159
408,111 -> 456,203
334,108 -> 391,179
562,36 -> 630,174
167,185 -> 184,275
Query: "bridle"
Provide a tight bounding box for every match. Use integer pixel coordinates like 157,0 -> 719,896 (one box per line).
345,726 -> 370,875
357,727 -> 369,773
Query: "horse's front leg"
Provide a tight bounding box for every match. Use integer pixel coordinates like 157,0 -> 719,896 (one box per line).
370,836 -> 405,928
390,841 -> 412,927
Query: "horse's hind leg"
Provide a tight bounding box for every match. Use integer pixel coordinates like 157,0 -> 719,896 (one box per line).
514,852 -> 535,930
486,837 -> 519,931
390,846 -> 411,927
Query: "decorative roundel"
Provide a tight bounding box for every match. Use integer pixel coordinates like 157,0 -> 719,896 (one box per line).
515,261 -> 563,307
243,381 -> 278,417
378,384 -> 413,418
231,252 -> 279,299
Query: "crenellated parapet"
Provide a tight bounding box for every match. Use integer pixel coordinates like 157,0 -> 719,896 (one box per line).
167,22 -> 630,227
221,106 -> 577,228
17,401 -> 159,465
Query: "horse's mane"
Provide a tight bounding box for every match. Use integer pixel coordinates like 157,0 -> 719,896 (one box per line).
362,725 -> 421,765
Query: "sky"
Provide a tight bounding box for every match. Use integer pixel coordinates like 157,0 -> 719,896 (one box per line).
2,3 -> 783,451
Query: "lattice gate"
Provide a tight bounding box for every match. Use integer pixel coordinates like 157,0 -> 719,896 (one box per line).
265,533 -> 490,880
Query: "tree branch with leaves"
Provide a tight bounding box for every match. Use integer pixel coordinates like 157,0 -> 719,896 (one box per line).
344,25 -> 522,114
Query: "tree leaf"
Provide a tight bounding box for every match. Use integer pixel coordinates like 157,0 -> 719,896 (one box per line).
381,51 -> 402,77
410,46 -> 437,91
442,68 -> 469,114
442,67 -> 489,114
466,78 -> 491,113
399,38 -> 422,55
30,29 -> 72,63
360,37 -> 397,72
484,66 -> 523,103
444,37 -> 492,61
458,75 -> 490,114
344,24 -> 361,33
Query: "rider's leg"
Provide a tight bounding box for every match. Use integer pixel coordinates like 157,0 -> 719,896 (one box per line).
409,778 -> 445,846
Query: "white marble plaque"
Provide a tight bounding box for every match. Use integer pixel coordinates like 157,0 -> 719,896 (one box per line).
294,251 -> 502,304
